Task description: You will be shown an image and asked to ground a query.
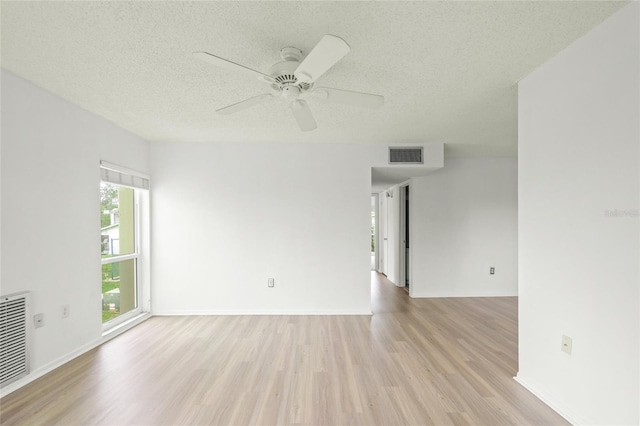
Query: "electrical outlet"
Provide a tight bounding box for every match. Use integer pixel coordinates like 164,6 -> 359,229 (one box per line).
61,304 -> 70,319
490,267 -> 495,275
33,313 -> 44,328
268,278 -> 275,288
561,335 -> 572,355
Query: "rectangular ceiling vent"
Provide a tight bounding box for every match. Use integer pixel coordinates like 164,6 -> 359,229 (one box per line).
1,292 -> 30,388
389,147 -> 423,164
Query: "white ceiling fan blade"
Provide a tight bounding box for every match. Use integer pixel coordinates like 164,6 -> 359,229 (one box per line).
294,35 -> 350,83
216,93 -> 275,115
193,51 -> 275,83
290,100 -> 317,131
311,87 -> 384,109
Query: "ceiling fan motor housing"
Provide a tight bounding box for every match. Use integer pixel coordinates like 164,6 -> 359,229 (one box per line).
269,54 -> 312,95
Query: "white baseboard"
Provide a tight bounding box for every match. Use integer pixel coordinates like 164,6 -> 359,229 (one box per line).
514,374 -> 584,425
152,310 -> 373,316
411,292 -> 518,298
0,312 -> 151,398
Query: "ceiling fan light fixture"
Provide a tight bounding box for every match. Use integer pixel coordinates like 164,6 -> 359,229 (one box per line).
282,85 -> 301,99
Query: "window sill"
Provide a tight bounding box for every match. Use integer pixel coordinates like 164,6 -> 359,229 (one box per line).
101,311 -> 152,342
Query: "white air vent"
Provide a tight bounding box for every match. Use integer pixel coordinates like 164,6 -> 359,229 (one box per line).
389,147 -> 423,164
0,292 -> 30,387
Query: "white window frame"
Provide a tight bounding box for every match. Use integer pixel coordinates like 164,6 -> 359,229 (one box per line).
100,161 -> 149,332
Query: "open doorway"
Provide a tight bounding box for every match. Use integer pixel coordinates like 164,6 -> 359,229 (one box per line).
371,194 -> 378,271
399,184 -> 410,292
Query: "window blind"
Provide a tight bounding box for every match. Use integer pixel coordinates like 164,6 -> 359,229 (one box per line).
100,161 -> 150,190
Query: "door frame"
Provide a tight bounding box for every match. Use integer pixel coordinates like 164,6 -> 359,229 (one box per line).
398,182 -> 411,294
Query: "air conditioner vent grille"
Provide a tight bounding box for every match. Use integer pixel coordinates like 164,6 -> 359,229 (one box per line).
389,147 -> 423,164
1,292 -> 30,388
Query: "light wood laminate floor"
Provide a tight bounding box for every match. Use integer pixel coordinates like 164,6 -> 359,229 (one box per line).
0,273 -> 568,425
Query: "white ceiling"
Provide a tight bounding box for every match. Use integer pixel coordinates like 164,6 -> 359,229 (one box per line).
0,1 -> 627,157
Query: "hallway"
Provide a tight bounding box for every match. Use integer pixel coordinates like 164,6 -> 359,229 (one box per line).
368,271 -> 568,424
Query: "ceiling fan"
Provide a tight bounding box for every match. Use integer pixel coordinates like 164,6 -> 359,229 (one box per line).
194,35 -> 384,131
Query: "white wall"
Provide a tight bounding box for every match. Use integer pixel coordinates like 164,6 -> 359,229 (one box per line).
0,70 -> 150,394
517,3 -> 639,425
410,158 -> 518,297
150,142 -> 372,314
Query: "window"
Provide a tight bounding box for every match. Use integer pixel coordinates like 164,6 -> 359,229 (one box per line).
100,162 -> 149,330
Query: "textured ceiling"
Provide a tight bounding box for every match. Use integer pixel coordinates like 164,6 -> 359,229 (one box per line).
0,1 -> 627,156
